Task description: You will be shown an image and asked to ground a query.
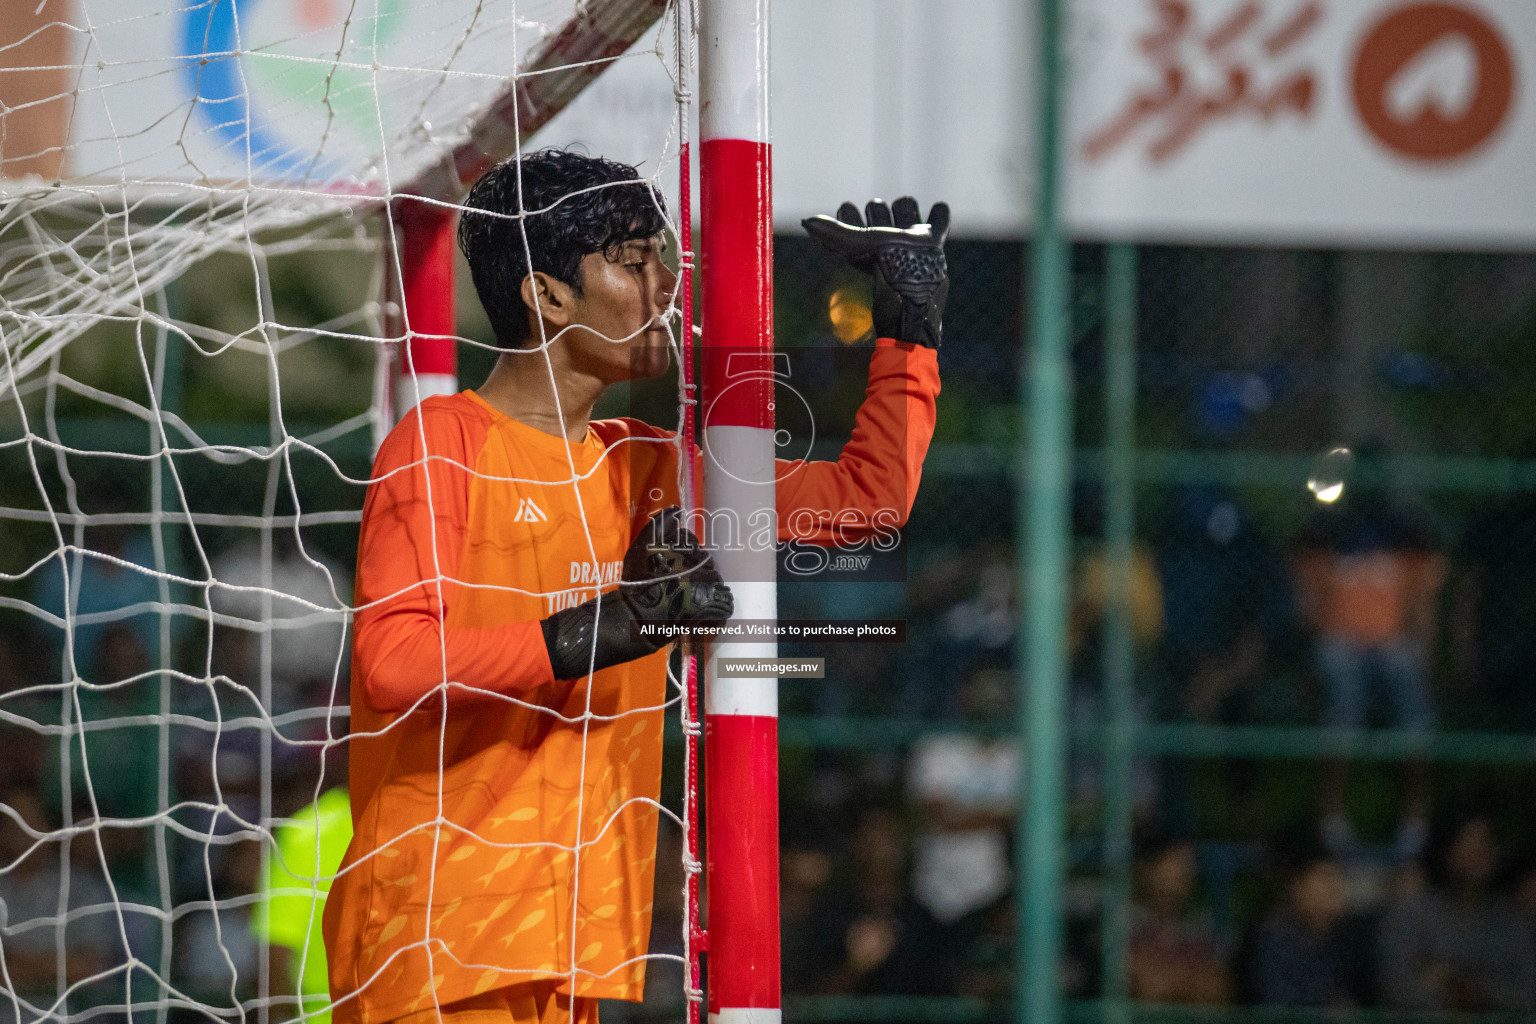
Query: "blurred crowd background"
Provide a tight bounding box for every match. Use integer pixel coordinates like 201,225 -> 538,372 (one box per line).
4,233 -> 1536,1022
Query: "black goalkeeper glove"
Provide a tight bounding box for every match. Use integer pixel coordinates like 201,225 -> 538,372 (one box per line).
802,197 -> 950,349
540,506 -> 733,680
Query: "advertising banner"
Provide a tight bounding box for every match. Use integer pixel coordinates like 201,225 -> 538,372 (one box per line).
1067,0 -> 1536,246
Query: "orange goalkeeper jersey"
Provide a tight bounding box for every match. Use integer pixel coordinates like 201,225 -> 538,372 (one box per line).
323,342 -> 938,1024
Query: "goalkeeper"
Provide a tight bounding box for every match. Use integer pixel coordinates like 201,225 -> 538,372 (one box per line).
323,148 -> 948,1024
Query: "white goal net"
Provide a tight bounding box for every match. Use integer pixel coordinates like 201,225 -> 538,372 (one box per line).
0,1 -> 699,1022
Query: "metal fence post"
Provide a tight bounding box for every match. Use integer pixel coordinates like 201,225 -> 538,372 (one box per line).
1017,0 -> 1072,1020
1100,242 -> 1139,1024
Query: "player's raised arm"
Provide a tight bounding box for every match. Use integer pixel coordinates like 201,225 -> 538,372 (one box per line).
775,197 -> 950,542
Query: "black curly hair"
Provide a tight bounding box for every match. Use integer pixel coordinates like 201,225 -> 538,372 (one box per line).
457,148 -> 669,350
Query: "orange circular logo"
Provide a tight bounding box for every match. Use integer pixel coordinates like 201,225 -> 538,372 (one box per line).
1351,2 -> 1516,161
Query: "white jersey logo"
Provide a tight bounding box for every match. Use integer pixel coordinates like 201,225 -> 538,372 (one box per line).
513,497 -> 547,523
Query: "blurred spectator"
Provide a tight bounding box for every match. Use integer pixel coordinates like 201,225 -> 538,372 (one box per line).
1293,475 -> 1444,858
896,541 -> 1016,720
171,723 -> 265,926
0,786 -> 118,1022
1246,836 -> 1356,1008
0,631 -> 47,794
1158,488 -> 1296,723
1068,583 -> 1163,826
1157,489 -> 1297,834
174,837 -> 262,1005
1069,491 -> 1161,669
253,782 -> 352,1024
171,731 -> 284,1005
26,479 -> 172,919
782,831 -> 835,994
906,667 -> 1018,925
32,521 -> 161,687
209,539 -> 351,716
1067,495 -> 1165,827
37,624 -> 161,927
27,488 -> 171,981
1513,853 -> 1536,929
944,557 -> 1016,654
1127,832 -> 1231,1005
0,630 -> 32,698
1452,492 -> 1536,730
799,808 -> 946,997
1377,811 -> 1536,1012
947,893 -> 1015,1002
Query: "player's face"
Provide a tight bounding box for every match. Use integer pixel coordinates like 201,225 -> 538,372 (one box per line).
563,236 -> 677,382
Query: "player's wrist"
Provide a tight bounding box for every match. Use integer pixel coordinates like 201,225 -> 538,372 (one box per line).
542,591 -> 663,680
873,242 -> 947,348
540,507 -> 735,680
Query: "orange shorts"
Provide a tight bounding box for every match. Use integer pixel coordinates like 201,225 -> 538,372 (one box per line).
392,985 -> 598,1024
